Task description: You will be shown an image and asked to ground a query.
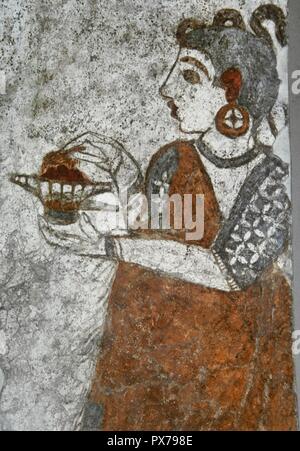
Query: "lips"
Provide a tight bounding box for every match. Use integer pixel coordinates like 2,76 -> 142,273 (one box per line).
167,100 -> 179,120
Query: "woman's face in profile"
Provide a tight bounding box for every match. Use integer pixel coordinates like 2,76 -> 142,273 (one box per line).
160,48 -> 227,134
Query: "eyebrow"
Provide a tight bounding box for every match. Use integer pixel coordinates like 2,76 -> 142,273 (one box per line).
180,56 -> 211,80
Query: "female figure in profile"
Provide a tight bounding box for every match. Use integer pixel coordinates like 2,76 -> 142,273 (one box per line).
40,5 -> 297,431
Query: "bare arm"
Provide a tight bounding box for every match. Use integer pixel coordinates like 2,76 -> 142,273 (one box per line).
35,133 -> 232,291
39,214 -> 232,291
113,236 -> 231,291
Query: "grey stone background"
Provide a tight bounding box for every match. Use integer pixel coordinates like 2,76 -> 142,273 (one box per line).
0,0 -> 298,430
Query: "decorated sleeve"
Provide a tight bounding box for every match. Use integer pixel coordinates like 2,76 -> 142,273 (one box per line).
212,159 -> 291,290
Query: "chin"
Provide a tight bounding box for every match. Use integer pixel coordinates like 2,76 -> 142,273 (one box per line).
179,120 -> 209,134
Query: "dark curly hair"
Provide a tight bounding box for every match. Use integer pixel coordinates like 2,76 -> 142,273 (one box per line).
176,5 -> 287,133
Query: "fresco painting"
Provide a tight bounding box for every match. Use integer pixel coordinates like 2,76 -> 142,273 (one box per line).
0,0 -> 298,431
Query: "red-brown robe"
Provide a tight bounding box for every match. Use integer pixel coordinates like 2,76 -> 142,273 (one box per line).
85,141 -> 297,431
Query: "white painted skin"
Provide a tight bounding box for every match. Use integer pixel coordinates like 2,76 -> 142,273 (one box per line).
39,48 -> 272,291
160,49 -> 225,134
117,238 -> 231,290
160,48 -> 255,159
39,215 -> 231,291
0,0 -> 290,433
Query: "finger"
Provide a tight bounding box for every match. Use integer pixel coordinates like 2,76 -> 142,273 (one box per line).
78,213 -> 101,240
81,133 -> 121,149
64,132 -> 117,150
72,141 -> 119,161
74,154 -> 109,170
73,142 -> 108,155
38,215 -> 85,248
62,131 -> 95,151
73,154 -> 113,180
69,159 -> 108,184
72,149 -> 110,168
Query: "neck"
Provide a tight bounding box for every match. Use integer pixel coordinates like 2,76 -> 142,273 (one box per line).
201,127 -> 255,159
195,126 -> 260,169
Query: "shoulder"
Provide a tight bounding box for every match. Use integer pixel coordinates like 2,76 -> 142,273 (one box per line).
249,153 -> 290,213
147,140 -> 196,167
256,153 -> 289,185
229,152 -> 289,213
145,140 -> 197,190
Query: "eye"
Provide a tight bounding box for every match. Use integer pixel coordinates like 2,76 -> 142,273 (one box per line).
182,69 -> 201,85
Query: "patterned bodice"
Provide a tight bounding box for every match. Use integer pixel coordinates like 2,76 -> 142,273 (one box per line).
144,140 -> 290,290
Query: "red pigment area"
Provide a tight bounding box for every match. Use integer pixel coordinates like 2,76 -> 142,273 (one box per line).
221,68 -> 243,102
40,165 -> 92,184
40,145 -> 93,185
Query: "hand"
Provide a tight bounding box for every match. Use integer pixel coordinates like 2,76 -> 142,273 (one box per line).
38,212 -> 109,258
62,132 -> 142,196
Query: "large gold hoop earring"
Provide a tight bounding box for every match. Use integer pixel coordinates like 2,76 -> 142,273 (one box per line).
215,67 -> 250,138
216,102 -> 250,138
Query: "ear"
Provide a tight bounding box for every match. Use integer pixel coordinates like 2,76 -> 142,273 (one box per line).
220,68 -> 243,102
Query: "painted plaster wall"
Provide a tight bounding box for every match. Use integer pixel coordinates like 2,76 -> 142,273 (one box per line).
0,0 -> 295,431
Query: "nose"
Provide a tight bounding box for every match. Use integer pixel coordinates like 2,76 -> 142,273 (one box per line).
159,53 -> 179,100
159,72 -> 179,103
159,76 -> 172,100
